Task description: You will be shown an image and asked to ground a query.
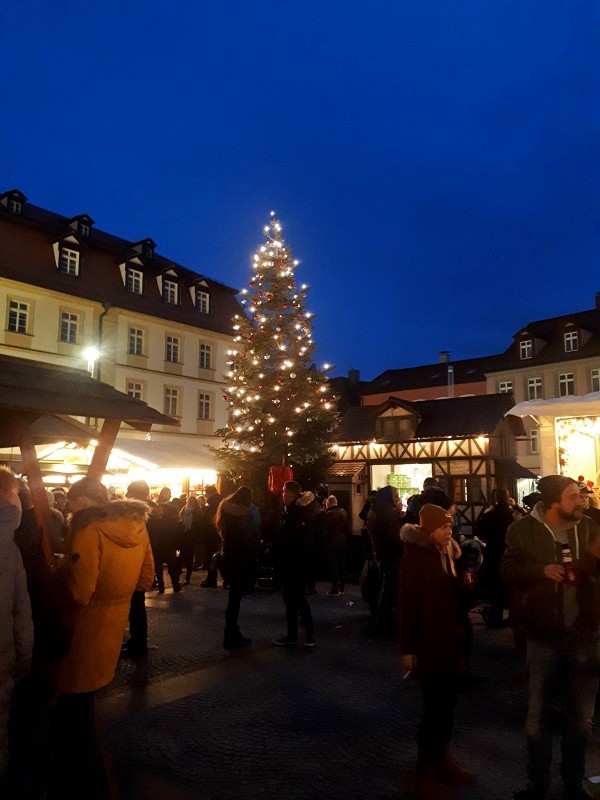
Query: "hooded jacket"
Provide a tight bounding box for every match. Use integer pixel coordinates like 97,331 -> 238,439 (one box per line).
322,506 -> 351,552
218,500 -> 261,582
56,500 -> 155,693
501,502 -> 600,640
278,492 -> 318,580
0,504 -> 33,776
399,523 -> 465,676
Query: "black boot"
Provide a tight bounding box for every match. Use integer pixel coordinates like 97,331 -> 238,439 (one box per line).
223,628 -> 251,649
201,570 -> 218,588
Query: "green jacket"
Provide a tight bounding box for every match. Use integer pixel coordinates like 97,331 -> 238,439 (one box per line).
501,508 -> 600,640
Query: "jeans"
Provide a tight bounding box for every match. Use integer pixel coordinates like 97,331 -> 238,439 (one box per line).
282,576 -> 313,640
525,635 -> 600,793
417,676 -> 458,765
329,550 -> 347,592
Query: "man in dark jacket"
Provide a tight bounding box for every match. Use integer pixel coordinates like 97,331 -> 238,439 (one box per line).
501,475 -> 600,800
322,495 -> 351,595
476,489 -> 515,627
367,485 -> 403,633
201,485 -> 223,587
404,477 -> 452,525
273,481 -> 317,647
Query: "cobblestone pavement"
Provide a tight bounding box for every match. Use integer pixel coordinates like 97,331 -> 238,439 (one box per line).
99,573 -> 600,800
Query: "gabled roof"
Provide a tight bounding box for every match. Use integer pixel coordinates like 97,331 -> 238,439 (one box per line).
333,393 -> 520,442
363,354 -> 502,394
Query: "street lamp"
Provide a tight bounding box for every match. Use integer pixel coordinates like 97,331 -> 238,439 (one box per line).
84,347 -> 100,378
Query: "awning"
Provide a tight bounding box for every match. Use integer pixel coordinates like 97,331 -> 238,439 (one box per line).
327,462 -> 365,481
506,392 -> 600,419
114,437 -> 216,470
495,459 -> 539,480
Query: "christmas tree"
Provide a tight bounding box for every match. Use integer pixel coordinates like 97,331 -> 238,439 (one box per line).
212,212 -> 338,506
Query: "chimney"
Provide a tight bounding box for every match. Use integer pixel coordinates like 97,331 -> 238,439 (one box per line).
439,350 -> 450,363
348,368 -> 360,385
595,292 -> 600,310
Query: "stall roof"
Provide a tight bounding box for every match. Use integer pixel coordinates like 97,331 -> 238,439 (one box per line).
506,392 -> 600,419
334,393 -> 520,442
0,355 -> 178,436
114,437 -> 216,470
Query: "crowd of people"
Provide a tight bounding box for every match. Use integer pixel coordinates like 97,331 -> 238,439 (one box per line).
0,466 -> 599,800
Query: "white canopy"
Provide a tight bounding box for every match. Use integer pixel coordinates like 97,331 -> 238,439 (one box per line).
506,392 -> 600,419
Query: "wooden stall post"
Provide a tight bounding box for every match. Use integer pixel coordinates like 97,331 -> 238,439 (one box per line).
87,418 -> 121,481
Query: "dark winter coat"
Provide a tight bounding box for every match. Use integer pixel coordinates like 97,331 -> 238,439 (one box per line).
367,486 -> 402,561
476,503 -> 515,587
152,500 -> 181,552
277,492 -> 318,581
501,504 -> 600,640
400,523 -> 466,677
218,501 -> 261,585
322,506 -> 350,553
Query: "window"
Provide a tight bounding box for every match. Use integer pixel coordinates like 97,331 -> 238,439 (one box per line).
529,429 -> 539,455
527,377 -> 543,400
126,268 -> 144,294
59,312 -> 78,344
591,369 -> 600,393
199,343 -> 212,370
164,386 -> 180,417
520,339 -> 533,360
196,289 -> 210,313
162,279 -> 178,304
128,327 -> 144,356
7,300 -> 29,334
8,199 -> 21,214
376,417 -> 412,440
198,392 -> 211,420
59,247 -> 80,276
165,335 -> 180,363
558,373 -> 575,397
498,380 -> 513,394
127,381 -> 143,400
564,331 -> 578,353
80,223 -> 90,237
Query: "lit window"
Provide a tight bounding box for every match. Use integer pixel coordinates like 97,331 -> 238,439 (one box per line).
165,335 -> 180,363
164,386 -> 180,417
196,289 -> 210,313
498,380 -> 513,394
591,369 -> 600,393
59,248 -> 80,276
520,339 -> 533,360
7,300 -> 29,334
564,331 -> 579,353
127,381 -> 143,400
558,373 -> 575,397
128,327 -> 144,356
199,343 -> 212,370
60,312 -> 78,344
126,268 -> 144,294
529,429 -> 539,455
8,199 -> 21,214
198,392 -> 211,420
527,377 -> 543,400
162,279 -> 178,304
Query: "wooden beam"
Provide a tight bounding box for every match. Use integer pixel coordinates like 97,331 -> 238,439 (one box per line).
87,418 -> 121,480
16,422 -> 55,569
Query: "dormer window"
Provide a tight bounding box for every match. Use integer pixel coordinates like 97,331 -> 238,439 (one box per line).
132,238 -> 156,262
58,247 -> 80,276
163,279 -> 178,304
8,199 -> 21,214
564,330 -> 579,353
80,222 -> 90,237
196,288 -> 210,313
68,215 -> 94,237
520,339 -> 533,360
1,190 -> 26,215
126,267 -> 144,295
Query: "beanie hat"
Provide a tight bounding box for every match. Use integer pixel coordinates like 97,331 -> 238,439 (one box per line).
419,503 -> 453,534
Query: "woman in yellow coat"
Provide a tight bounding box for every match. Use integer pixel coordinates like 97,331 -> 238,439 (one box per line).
53,477 -> 154,799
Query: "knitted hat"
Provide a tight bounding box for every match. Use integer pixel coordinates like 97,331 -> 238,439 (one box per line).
419,503 -> 453,534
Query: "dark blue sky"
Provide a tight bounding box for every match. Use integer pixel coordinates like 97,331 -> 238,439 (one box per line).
2,2 -> 598,379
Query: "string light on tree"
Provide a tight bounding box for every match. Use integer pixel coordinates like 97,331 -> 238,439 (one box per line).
211,211 -> 338,504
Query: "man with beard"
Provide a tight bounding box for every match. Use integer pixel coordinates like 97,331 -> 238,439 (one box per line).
502,475 -> 600,800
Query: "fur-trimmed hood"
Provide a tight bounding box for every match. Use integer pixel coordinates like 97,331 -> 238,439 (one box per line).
290,491 -> 316,508
70,499 -> 150,548
401,523 -> 461,561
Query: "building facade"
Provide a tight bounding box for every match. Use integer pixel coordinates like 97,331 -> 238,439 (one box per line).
0,189 -> 240,491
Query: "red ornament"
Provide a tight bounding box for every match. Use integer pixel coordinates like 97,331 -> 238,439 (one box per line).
268,465 -> 294,495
